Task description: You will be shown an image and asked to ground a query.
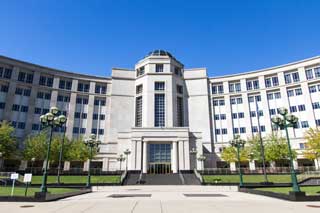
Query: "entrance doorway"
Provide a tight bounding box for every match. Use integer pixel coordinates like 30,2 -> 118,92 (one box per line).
148,143 -> 171,174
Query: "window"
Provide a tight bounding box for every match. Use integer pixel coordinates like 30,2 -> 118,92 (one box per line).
299,143 -> 305,149
17,122 -> 26,129
93,114 -> 98,120
306,69 -> 314,80
267,93 -> 273,100
246,79 -> 259,90
221,128 -> 227,134
309,85 -> 317,93
20,105 -> 29,112
2,68 -> 12,79
215,129 -> 221,135
155,82 -> 165,90
100,114 -> 105,120
174,67 -> 181,76
18,72 -> 26,82
284,73 -> 291,84
292,72 -> 300,82
135,96 -> 143,127
12,104 -> 20,111
0,85 -> 8,92
269,109 -> 276,115
290,106 -> 297,112
315,67 -> 320,78
137,66 -> 145,76
272,76 -> 279,86
312,102 -> 320,109
229,82 -> 241,93
295,88 -> 302,96
219,100 -> 225,106
233,128 -> 239,134
287,90 -> 294,97
95,84 -> 106,94
316,119 -> 320,126
250,111 -> 256,117
73,127 -> 79,134
136,85 -> 143,94
15,88 -> 23,95
39,75 -> 53,87
24,89 -> 31,96
232,113 -> 237,119
32,124 -> 40,131
274,92 -> 281,99
240,127 -> 246,133
74,112 -> 81,118
238,112 -> 244,118
77,82 -> 90,92
213,100 -> 219,106
0,102 -> 5,109
177,85 -> 183,94
57,95 -> 63,102
59,79 -> 72,90
177,97 -> 184,127
155,64 -> 164,72
81,113 -> 87,119
252,126 -> 258,133
214,115 -> 220,120
298,104 -> 306,111
94,99 -> 105,106
154,94 -> 165,127
265,76 -> 278,88
236,97 -> 243,104
230,98 -> 236,105
212,84 -> 224,94
265,78 -> 271,88
42,108 -> 49,114
301,121 -> 309,128
220,114 -> 226,120
91,128 -> 97,134
34,107 -> 41,114
258,110 -> 263,116
98,129 -> 104,135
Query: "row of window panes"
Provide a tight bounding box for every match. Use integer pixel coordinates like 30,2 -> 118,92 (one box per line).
265,76 -> 279,88
309,84 -> 320,93
233,127 -> 246,134
215,128 -> 228,135
250,110 -> 264,117
37,91 -> 51,99
57,95 -> 70,102
18,72 -> 33,84
289,105 -> 306,112
0,85 -> 9,92
39,75 -> 54,87
214,114 -> 226,120
95,84 -> 107,94
284,72 -> 300,84
0,67 -> 12,79
15,88 -> 31,96
155,82 -> 165,91
246,79 -> 259,90
59,79 -> 72,90
213,99 -> 225,106
287,88 -> 302,97
136,66 -> 145,77
312,102 -> 320,109
73,127 -> 86,134
248,95 -> 261,102
267,92 -> 281,100
76,97 -> 88,104
91,128 -> 104,135
230,97 -> 243,104
34,108 -> 49,114
252,125 -> 266,132
305,67 -> 320,80
74,112 -> 88,119
12,104 -> 28,112
94,99 -> 106,106
77,83 -> 90,92
11,121 -> 25,129
93,114 -> 105,120
232,112 -> 244,119
229,82 -> 241,93
0,102 -> 5,109
212,84 -> 224,94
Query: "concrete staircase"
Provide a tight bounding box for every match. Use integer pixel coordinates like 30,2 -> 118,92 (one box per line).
124,170 -> 202,185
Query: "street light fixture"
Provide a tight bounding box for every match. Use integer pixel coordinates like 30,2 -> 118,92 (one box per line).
57,117 -> 67,185
84,134 -> 101,188
117,154 -> 125,171
271,107 -> 300,192
230,135 -> 246,187
39,107 -> 67,193
123,149 -> 131,171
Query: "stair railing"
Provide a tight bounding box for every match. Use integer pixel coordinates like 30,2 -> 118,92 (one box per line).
179,172 -> 185,185
120,170 -> 127,185
194,169 -> 203,184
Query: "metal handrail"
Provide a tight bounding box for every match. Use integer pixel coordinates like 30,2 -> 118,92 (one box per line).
194,169 -> 203,183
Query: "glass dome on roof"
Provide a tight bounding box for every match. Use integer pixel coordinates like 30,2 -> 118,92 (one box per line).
146,49 -> 173,58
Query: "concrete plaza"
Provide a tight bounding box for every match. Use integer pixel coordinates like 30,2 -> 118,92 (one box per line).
1,185 -> 320,212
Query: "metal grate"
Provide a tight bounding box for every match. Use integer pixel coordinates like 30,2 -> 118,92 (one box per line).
183,194 -> 227,197
108,194 -> 151,198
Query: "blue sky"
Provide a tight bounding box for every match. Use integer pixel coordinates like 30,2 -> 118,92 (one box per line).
0,0 -> 319,77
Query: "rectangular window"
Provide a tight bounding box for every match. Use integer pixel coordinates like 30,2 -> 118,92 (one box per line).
240,127 -> 246,133
301,121 -> 309,128
284,73 -> 291,84
177,85 -> 183,94
267,93 -> 273,100
316,119 -> 320,126
214,115 -> 220,120
272,76 -> 279,86
95,84 -> 106,94
136,85 -> 143,94
177,97 -> 184,127
215,129 -> 221,135
18,72 -> 26,82
315,67 -> 320,78
269,109 -> 276,115
292,72 -> 300,82
12,104 -> 20,111
274,92 -> 281,99
232,113 -> 237,119
32,124 -> 40,131
0,102 -> 5,109
238,112 -> 244,118
219,100 -> 225,106
155,82 -> 165,91
306,69 -> 314,80
236,97 -> 243,104
135,96 -> 143,127
220,114 -> 226,120
34,107 -> 41,114
137,66 -> 145,76
252,126 -> 258,133
290,106 -> 297,112
20,105 -> 29,112
233,128 -> 239,134
154,94 -> 165,127
298,104 -> 306,111
312,102 -> 320,109
155,64 -> 164,72
0,85 -> 8,92
265,78 -> 271,88
15,88 -> 23,95
250,111 -> 256,117
295,88 -> 302,96
3,68 -> 12,79
222,128 -> 227,134
18,122 -> 26,129
309,85 -> 317,93
287,90 -> 294,97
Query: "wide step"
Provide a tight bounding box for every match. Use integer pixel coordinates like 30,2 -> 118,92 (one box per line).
142,174 -> 183,185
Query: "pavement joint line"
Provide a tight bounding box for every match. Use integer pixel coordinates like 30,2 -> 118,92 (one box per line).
131,201 -> 139,213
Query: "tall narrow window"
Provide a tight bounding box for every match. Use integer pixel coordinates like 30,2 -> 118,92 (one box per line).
135,96 -> 143,127
155,64 -> 164,72
155,94 -> 165,127
155,82 -> 165,91
177,97 -> 184,127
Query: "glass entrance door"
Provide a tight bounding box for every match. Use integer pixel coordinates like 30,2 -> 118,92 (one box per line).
148,144 -> 171,174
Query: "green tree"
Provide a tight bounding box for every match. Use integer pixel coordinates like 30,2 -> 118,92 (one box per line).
65,137 -> 93,161
303,128 -> 320,169
0,121 -> 17,159
246,134 -> 263,162
264,132 -> 297,163
221,146 -> 250,163
23,131 -> 48,161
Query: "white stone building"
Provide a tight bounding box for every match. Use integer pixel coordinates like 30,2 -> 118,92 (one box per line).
0,50 -> 319,172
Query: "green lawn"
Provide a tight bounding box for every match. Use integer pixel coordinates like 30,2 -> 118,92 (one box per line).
30,175 -> 121,184
203,175 -> 293,183
0,186 -> 80,197
255,186 -> 320,195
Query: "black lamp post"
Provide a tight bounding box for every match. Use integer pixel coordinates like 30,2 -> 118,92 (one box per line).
117,154 -> 125,171
84,134 -> 101,188
39,107 -> 67,193
271,107 -> 300,192
57,121 -> 67,185
123,149 -> 131,171
230,135 -> 246,187
30,157 -> 35,174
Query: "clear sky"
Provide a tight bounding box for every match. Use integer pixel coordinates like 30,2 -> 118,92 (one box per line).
0,0 -> 319,77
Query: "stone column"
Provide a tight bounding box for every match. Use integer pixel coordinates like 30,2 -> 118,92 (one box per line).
178,140 -> 184,170
83,160 -> 89,172
63,161 -> 70,171
184,141 -> 190,170
142,141 -> 147,173
230,162 -> 236,171
172,141 -> 178,173
293,159 -> 299,170
102,158 -> 109,171
314,158 -> 320,170
249,160 -> 256,171
130,140 -> 137,170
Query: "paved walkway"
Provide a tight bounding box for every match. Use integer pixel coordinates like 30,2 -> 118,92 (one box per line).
1,185 -> 320,212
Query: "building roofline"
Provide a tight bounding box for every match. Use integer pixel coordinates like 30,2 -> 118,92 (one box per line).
0,55 -> 111,80
209,55 -> 320,79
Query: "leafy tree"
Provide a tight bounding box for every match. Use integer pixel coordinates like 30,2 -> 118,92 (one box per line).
0,120 -> 17,159
246,134 -> 263,162
264,132 -> 297,162
303,128 -> 320,169
221,146 -> 250,163
23,132 -> 94,163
